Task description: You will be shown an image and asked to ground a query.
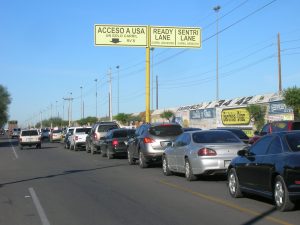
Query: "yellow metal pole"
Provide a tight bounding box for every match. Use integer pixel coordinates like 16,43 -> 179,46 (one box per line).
145,26 -> 151,123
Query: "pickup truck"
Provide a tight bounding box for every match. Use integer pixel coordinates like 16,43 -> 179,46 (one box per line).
19,129 -> 42,149
69,127 -> 91,151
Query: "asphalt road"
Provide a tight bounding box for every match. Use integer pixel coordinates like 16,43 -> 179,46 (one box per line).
0,135 -> 299,225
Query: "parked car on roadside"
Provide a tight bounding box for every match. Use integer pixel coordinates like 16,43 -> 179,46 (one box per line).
162,130 -> 247,181
211,128 -> 249,144
69,127 -> 91,151
127,123 -> 183,168
228,131 -> 300,211
249,120 -> 300,144
85,122 -> 120,154
100,128 -> 135,159
19,129 -> 42,149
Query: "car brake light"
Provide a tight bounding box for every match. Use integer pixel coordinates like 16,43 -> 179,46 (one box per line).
94,134 -> 97,139
295,181 -> 300,185
144,137 -> 154,143
112,139 -> 118,146
198,148 -> 217,156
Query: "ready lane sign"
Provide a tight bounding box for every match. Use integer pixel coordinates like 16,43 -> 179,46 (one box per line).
150,26 -> 201,48
94,24 -> 148,47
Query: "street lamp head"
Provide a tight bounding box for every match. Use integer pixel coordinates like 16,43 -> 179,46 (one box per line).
116,65 -> 120,69
213,5 -> 221,12
94,79 -> 98,82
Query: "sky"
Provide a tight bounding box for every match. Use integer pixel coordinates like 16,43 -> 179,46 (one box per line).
1,0 -> 300,127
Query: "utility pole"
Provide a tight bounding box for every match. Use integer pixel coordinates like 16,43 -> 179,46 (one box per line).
50,103 -> 53,119
80,86 -> 83,119
56,101 -> 58,117
277,32 -> 282,94
214,5 -> 221,102
116,65 -> 120,114
94,79 -> 98,119
151,48 -> 155,111
63,93 -> 74,127
156,75 -> 158,110
40,111 -> 43,129
108,68 -> 113,121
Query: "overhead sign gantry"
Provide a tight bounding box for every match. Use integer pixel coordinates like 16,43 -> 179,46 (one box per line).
94,24 -> 201,122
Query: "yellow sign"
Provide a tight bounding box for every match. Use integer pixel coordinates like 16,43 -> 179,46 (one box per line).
94,25 -> 148,47
150,26 -> 201,48
221,108 -> 250,125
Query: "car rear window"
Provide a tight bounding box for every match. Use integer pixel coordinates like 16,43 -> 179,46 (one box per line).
292,122 -> 300,130
52,130 -> 62,133
98,125 -> 119,132
149,125 -> 182,137
22,130 -> 38,136
286,133 -> 300,152
76,128 -> 91,134
227,129 -> 249,140
192,131 -> 241,143
112,130 -> 129,138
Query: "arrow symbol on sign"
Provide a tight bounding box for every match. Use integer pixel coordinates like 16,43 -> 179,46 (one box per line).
111,38 -> 121,44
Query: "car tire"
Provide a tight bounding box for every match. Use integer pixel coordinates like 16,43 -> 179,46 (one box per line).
162,155 -> 172,176
274,175 -> 295,211
228,168 -> 243,198
127,150 -> 135,165
139,151 -> 148,168
185,159 -> 197,181
86,143 -> 90,153
74,144 -> 78,151
91,145 -> 95,154
107,150 -> 113,159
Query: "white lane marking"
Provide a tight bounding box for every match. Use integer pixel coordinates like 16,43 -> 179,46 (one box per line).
9,140 -> 18,159
29,187 -> 51,225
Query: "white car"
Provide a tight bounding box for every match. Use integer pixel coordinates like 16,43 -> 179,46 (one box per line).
69,127 -> 91,151
19,129 -> 42,149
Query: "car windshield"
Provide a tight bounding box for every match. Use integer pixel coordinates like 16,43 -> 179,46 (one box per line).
22,130 -> 38,136
98,125 -> 119,132
149,125 -> 182,137
193,131 -> 241,143
76,128 -> 91,134
286,133 -> 300,152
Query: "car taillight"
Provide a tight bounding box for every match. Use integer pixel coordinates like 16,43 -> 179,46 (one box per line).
93,134 -> 97,139
198,148 -> 217,156
144,137 -> 154,143
112,139 -> 118,146
295,181 -> 300,185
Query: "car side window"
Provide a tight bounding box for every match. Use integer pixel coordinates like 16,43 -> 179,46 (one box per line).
182,133 -> 191,146
267,136 -> 282,155
174,134 -> 185,147
250,136 -> 273,155
261,124 -> 270,133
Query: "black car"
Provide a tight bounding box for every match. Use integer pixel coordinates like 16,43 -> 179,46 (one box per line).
227,131 -> 300,211
100,128 -> 135,159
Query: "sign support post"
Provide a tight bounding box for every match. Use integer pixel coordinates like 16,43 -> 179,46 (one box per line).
146,26 -> 151,123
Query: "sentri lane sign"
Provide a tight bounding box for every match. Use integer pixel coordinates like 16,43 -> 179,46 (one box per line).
150,26 -> 201,48
94,25 -> 148,47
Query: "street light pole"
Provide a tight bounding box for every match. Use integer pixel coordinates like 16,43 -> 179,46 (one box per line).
94,79 -> 98,119
80,86 -> 83,119
214,5 -> 221,102
150,48 -> 155,111
116,65 -> 120,114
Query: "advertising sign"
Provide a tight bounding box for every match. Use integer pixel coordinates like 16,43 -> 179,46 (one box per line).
94,25 -> 148,47
221,108 -> 250,125
150,26 -> 201,48
190,109 -> 215,120
269,101 -> 293,114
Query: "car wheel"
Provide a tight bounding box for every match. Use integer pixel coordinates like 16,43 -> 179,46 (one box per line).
86,143 -> 90,153
162,155 -> 172,176
274,175 -> 295,211
228,168 -> 243,198
139,151 -> 148,168
74,144 -> 78,151
107,150 -> 113,159
127,150 -> 135,165
185,159 -> 197,181
91,145 -> 95,154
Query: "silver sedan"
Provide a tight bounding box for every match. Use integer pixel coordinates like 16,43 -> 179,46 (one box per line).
162,130 -> 247,181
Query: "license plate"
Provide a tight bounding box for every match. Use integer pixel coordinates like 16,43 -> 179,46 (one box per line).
224,160 -> 231,168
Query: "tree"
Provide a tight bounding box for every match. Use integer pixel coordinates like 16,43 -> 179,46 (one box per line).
283,86 -> 300,120
0,85 -> 11,127
77,116 -> 98,126
160,110 -> 174,122
246,104 -> 266,131
113,113 -> 131,125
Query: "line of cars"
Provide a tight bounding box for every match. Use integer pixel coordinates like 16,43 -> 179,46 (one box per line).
58,121 -> 300,211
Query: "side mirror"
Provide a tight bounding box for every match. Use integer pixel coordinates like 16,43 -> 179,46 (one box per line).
237,149 -> 248,157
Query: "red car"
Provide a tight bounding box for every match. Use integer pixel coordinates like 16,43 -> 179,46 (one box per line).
249,121 -> 300,144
